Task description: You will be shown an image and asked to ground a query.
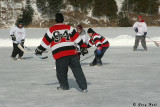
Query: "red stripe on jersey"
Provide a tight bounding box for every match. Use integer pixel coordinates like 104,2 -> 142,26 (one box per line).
94,39 -> 100,45
89,40 -> 94,45
49,24 -> 71,33
70,32 -> 79,41
81,43 -> 88,48
42,37 -> 50,46
53,49 -> 78,60
102,42 -> 110,47
101,38 -> 105,43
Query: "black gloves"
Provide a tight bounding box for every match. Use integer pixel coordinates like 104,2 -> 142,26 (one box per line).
35,45 -> 46,56
81,48 -> 88,56
134,27 -> 138,33
35,48 -> 43,56
21,39 -> 25,46
11,35 -> 16,41
144,32 -> 147,36
143,32 -> 147,38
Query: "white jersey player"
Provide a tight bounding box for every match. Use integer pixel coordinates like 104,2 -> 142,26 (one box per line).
10,21 -> 26,60
133,16 -> 147,51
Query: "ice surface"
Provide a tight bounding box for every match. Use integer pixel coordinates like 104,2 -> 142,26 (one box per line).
0,47 -> 160,107
0,28 -> 160,107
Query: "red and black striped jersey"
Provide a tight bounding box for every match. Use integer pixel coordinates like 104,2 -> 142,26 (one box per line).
88,33 -> 109,48
39,24 -> 85,60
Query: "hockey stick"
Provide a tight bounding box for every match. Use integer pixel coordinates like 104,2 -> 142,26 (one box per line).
80,54 -> 94,62
23,45 -> 48,59
18,44 -> 48,59
146,36 -> 159,47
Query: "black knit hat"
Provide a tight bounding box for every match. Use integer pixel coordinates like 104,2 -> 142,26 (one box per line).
18,20 -> 23,25
17,20 -> 24,28
87,28 -> 94,33
55,13 -> 64,23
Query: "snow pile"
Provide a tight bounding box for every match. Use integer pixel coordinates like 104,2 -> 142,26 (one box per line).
0,35 -> 160,47
0,27 -> 159,47
108,35 -> 135,46
0,38 -> 42,47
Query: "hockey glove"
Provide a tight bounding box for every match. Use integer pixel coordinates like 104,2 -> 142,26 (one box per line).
10,35 -> 16,41
143,32 -> 147,38
81,48 -> 88,56
35,45 -> 46,56
35,47 -> 43,56
134,27 -> 138,33
21,39 -> 25,46
144,32 -> 147,36
97,46 -> 102,56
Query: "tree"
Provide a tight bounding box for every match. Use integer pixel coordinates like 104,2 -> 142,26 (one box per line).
93,0 -> 106,17
105,0 -> 118,17
68,0 -> 93,12
17,0 -> 34,26
92,0 -> 118,18
36,0 -> 62,18
118,13 -> 132,27
121,0 -> 159,15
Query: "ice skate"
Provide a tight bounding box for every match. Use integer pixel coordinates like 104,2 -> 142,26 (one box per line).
57,87 -> 70,91
90,62 -> 96,66
17,56 -> 22,60
96,63 -> 102,67
83,89 -> 88,93
10,56 -> 17,60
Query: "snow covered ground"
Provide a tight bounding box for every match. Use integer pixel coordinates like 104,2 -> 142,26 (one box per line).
0,27 -> 160,107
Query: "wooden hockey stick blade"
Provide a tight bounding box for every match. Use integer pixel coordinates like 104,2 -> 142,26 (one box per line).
18,44 -> 48,59
41,56 -> 48,59
35,54 -> 48,59
18,44 -> 29,53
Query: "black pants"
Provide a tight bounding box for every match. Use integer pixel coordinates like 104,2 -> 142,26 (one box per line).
56,55 -> 87,90
11,43 -> 24,57
92,47 -> 109,64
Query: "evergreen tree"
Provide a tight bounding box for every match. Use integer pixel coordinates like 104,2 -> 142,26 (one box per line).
93,0 -> 118,18
68,0 -> 93,12
105,0 -> 118,17
17,0 -> 34,26
121,0 -> 159,15
118,12 -> 132,27
146,0 -> 159,14
36,0 -> 47,15
48,0 -> 62,17
36,0 -> 62,18
93,0 -> 106,17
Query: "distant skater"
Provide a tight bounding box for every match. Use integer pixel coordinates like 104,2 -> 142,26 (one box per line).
133,16 -> 147,51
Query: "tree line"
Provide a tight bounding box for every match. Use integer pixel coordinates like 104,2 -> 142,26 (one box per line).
19,0 -> 159,26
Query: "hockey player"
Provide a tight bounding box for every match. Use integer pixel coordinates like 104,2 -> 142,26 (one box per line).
35,13 -> 87,92
10,21 -> 26,60
133,16 -> 147,51
87,28 -> 109,66
75,25 -> 89,59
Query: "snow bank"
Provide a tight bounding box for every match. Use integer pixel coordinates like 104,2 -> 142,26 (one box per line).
0,27 -> 159,47
0,38 -> 42,47
0,35 -> 159,47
